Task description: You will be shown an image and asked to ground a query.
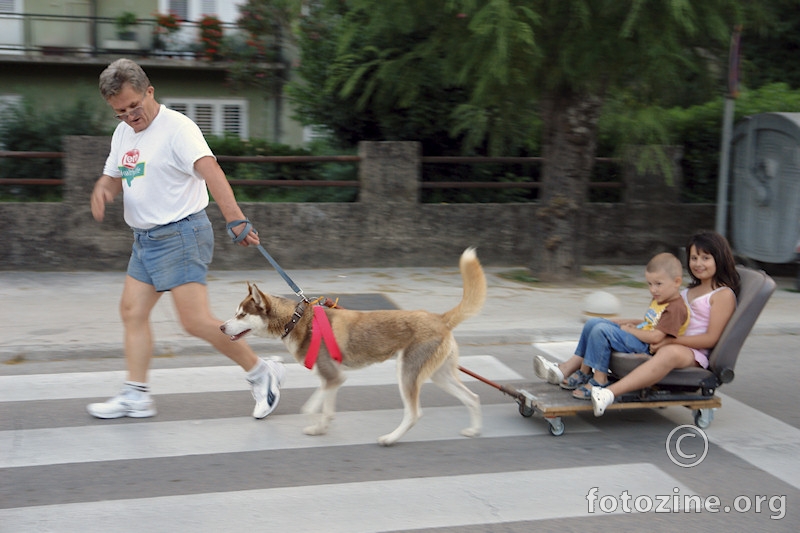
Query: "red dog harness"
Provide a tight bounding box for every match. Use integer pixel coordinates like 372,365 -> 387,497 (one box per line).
304,306 -> 343,369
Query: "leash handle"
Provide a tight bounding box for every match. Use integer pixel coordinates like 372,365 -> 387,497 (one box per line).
226,219 -> 254,244
226,219 -> 307,302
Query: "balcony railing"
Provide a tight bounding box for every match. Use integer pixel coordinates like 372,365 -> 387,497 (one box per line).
0,12 -> 241,61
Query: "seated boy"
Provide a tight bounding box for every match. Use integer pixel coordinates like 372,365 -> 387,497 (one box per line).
534,252 -> 690,399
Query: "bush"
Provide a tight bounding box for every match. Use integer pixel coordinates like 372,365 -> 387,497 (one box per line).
665,83 -> 800,202
421,162 -> 540,204
206,135 -> 358,202
0,98 -> 108,201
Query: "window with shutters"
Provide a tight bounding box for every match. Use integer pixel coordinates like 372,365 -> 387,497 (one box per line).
164,0 -> 226,22
200,0 -> 217,15
0,0 -> 23,53
162,98 -> 248,139
166,1 -> 189,21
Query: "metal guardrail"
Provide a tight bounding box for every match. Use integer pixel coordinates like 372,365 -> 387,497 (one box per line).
0,12 -> 238,59
0,151 -> 623,190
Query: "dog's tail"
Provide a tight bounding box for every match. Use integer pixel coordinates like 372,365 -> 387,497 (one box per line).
441,247 -> 487,330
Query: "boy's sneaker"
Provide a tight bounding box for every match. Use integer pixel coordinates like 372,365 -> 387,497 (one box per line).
591,386 -> 615,417
87,386 -> 156,419
249,357 -> 286,419
533,355 -> 564,385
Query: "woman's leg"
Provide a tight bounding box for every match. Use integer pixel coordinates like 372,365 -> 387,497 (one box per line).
606,344 -> 697,397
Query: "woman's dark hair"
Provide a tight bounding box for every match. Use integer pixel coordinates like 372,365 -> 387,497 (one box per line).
685,231 -> 740,294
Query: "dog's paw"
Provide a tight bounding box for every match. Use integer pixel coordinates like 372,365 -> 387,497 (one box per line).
303,424 -> 328,436
460,427 -> 481,438
377,433 -> 398,446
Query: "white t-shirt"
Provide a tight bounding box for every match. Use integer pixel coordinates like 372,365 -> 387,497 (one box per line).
103,105 -> 211,229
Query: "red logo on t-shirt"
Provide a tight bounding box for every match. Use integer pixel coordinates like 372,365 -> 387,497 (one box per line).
122,149 -> 140,169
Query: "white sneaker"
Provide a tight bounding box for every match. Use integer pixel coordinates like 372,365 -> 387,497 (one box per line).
533,355 -> 564,385
249,357 -> 286,419
87,387 -> 156,419
591,386 -> 615,417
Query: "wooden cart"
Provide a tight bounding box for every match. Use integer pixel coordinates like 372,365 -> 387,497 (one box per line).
515,382 -> 721,436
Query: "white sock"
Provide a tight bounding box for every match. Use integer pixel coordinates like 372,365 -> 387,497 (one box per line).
124,381 -> 150,394
246,359 -> 267,381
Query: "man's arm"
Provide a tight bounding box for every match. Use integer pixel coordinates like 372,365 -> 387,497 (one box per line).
195,155 -> 260,246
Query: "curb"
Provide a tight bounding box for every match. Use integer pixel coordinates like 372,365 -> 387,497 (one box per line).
4,322 -> 796,364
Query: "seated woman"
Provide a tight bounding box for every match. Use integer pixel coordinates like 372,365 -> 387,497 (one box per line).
591,231 -> 740,416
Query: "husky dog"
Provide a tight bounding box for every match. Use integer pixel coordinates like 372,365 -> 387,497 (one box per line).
221,248 -> 486,445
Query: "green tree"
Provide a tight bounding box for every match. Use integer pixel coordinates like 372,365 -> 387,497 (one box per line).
227,0 -> 301,141
311,1 -> 774,279
741,0 -> 800,89
247,1 -> 775,278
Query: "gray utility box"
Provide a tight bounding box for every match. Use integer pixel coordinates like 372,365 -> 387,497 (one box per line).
730,112 -> 800,265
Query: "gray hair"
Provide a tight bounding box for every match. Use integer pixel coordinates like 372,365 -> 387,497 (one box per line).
98,58 -> 150,100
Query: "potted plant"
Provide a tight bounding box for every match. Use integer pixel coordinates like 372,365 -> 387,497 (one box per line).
154,11 -> 181,35
198,14 -> 224,60
115,11 -> 138,41
152,11 -> 182,51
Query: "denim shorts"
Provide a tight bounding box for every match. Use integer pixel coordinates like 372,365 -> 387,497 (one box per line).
127,211 -> 214,292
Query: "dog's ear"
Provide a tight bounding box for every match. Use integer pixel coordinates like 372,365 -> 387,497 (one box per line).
248,282 -> 269,311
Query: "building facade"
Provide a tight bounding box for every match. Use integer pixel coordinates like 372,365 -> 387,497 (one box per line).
0,0 -> 304,145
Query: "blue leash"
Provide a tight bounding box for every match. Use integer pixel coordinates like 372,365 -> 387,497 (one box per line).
226,219 -> 308,302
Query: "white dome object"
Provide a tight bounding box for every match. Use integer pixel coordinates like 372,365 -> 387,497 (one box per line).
582,291 -> 621,321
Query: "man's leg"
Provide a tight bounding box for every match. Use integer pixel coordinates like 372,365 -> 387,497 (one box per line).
170,281 -> 259,370
170,281 -> 285,418
120,275 -> 163,382
86,275 -> 161,419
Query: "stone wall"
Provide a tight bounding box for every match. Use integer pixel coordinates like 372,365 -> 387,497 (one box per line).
0,136 -> 715,271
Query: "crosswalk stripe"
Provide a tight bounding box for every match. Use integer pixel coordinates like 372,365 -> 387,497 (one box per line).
0,463 -> 692,532
662,393 -> 800,491
0,403 -> 596,468
534,341 -> 800,492
0,355 -> 522,402
534,340 -> 577,362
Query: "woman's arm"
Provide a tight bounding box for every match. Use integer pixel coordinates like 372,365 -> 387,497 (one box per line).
651,289 -> 736,352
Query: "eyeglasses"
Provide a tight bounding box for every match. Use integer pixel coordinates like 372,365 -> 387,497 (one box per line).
114,93 -> 147,121
115,105 -> 144,121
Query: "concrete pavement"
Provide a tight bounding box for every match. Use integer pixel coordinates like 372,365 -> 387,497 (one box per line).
1,262 -> 798,363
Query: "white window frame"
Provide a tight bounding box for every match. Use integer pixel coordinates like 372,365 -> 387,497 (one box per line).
160,0 -> 244,24
0,0 -> 24,54
162,97 -> 249,139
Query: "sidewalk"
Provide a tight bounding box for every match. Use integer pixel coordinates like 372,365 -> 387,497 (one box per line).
2,264 -> 798,362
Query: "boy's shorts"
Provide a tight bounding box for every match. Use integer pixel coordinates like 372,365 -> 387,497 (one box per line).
127,211 -> 214,292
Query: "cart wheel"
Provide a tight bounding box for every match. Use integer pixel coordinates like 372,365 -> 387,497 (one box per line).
518,401 -> 534,418
693,408 -> 714,429
547,418 -> 565,436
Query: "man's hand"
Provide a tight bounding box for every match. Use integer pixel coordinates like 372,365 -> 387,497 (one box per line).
229,221 -> 260,247
90,176 -> 121,222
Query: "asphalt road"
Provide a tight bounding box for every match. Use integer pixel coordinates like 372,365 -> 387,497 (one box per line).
1,265 -> 798,531
1,336 -> 797,532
